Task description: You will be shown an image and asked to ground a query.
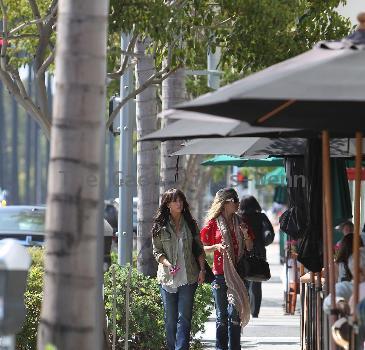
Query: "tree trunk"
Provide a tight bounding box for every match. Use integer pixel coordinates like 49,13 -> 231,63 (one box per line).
160,67 -> 186,195
11,97 -> 19,204
25,66 -> 33,204
0,82 -> 5,190
135,38 -> 159,276
38,1 -> 108,349
33,123 -> 40,204
25,117 -> 32,204
182,155 -> 201,218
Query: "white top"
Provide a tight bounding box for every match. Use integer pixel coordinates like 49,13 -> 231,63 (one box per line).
323,281 -> 353,314
349,281 -> 365,313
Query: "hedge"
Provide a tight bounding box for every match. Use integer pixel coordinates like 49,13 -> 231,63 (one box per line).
16,249 -> 214,350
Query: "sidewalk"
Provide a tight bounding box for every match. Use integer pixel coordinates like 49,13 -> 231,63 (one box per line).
198,243 -> 301,349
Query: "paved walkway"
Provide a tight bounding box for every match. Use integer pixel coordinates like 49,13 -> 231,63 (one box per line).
198,242 -> 301,349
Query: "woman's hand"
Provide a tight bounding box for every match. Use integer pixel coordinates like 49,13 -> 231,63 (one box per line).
198,270 -> 206,284
169,265 -> 180,276
215,243 -> 228,253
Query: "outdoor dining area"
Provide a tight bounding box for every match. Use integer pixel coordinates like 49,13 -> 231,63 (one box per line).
142,13 -> 365,350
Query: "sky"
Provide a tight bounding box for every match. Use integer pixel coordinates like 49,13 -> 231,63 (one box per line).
337,0 -> 364,25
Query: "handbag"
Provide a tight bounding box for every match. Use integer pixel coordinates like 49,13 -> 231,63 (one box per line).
261,213 -> 275,246
192,237 -> 214,284
236,253 -> 271,282
201,260 -> 214,284
279,207 -> 305,239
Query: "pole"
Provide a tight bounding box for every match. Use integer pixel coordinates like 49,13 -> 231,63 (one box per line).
108,133 -> 116,199
118,32 -> 134,266
322,130 -> 336,350
207,44 -> 221,90
351,131 -> 362,350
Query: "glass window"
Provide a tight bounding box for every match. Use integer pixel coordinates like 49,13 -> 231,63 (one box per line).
0,209 -> 45,232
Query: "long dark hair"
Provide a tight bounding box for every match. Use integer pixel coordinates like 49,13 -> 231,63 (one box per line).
152,188 -> 198,237
336,233 -> 363,281
239,195 -> 262,214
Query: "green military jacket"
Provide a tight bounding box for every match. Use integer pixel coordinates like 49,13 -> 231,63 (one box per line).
152,217 -> 204,286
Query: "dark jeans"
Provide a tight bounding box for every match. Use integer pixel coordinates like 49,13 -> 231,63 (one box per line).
160,283 -> 198,350
247,281 -> 262,317
212,275 -> 241,350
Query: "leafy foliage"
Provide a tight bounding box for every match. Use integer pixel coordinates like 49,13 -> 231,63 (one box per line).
15,252 -> 214,350
108,1 -> 352,99
217,0 -> 352,77
104,264 -> 214,349
0,0 -> 54,67
16,247 -> 44,350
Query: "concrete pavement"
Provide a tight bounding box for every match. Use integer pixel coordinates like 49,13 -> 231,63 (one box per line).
197,242 -> 301,349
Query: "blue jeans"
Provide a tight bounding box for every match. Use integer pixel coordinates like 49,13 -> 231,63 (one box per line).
212,275 -> 241,350
160,283 -> 198,350
246,281 -> 262,317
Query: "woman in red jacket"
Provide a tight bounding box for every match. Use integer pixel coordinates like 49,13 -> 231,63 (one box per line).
200,188 -> 254,350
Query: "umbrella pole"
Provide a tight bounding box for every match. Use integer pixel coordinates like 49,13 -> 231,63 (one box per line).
316,272 -> 322,350
322,193 -> 330,350
322,130 -> 336,350
351,131 -> 362,350
322,191 -> 329,297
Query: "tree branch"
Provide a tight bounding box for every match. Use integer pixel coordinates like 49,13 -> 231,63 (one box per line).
9,2 -> 57,36
107,33 -> 138,79
106,66 -> 178,129
8,34 -> 40,40
28,0 -> 43,33
10,18 -> 47,36
9,67 -> 28,98
0,0 -> 9,71
0,66 -> 51,138
36,49 -> 55,78
33,1 -> 57,120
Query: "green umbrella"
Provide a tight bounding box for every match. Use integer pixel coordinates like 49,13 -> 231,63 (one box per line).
331,159 -> 352,227
201,155 -> 283,167
260,167 -> 287,185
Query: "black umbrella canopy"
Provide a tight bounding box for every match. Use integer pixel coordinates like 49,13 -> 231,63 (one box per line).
172,137 -> 363,158
140,111 -> 303,142
173,19 -> 365,134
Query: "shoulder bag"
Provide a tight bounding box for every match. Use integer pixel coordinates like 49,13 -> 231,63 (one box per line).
236,252 -> 271,282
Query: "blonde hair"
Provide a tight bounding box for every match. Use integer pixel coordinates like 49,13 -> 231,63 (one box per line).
205,196 -> 226,223
205,188 -> 239,223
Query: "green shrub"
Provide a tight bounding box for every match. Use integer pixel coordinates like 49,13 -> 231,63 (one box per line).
104,264 -> 214,350
16,251 -> 214,350
16,247 -> 44,350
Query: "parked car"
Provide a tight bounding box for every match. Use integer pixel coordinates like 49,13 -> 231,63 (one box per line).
0,206 -> 46,246
0,206 -> 113,268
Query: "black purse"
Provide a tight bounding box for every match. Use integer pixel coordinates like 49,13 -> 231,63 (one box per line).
236,253 -> 271,282
279,207 -> 305,239
201,260 -> 214,284
192,237 -> 214,284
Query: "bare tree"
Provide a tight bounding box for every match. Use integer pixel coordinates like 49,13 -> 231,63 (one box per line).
160,66 -> 186,195
0,0 -> 57,138
37,1 -> 108,348
134,37 -> 159,276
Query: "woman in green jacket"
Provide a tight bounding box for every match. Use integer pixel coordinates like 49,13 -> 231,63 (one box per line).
152,188 -> 206,350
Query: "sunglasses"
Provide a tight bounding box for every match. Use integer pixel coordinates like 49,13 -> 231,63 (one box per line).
225,197 -> 239,203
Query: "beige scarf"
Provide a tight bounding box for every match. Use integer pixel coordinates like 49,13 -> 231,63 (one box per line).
217,214 -> 251,328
